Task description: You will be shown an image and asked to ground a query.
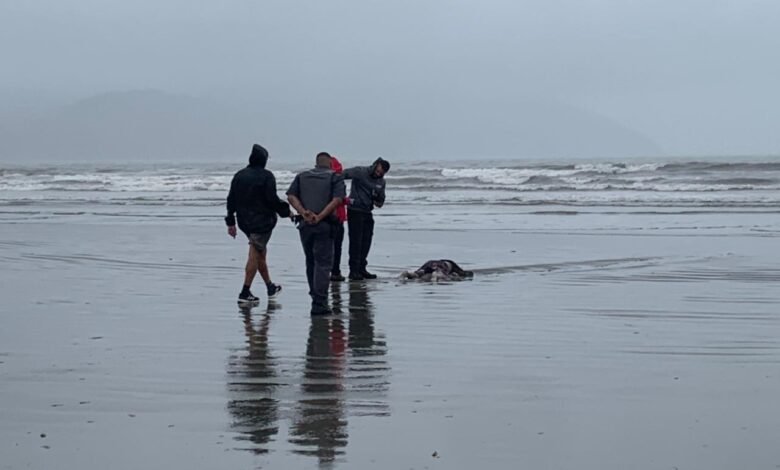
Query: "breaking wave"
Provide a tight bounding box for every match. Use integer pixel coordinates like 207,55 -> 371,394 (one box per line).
2,158 -> 779,208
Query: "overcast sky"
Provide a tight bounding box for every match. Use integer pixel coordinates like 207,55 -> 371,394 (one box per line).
2,0 -> 779,159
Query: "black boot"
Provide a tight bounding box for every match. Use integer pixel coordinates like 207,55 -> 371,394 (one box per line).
360,270 -> 378,280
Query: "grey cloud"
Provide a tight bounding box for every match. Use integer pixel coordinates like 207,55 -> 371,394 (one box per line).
1,0 -> 778,161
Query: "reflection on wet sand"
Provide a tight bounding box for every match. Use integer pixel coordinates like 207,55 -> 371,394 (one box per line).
289,284 -> 390,465
345,284 -> 390,417
226,284 -> 390,465
226,304 -> 280,454
289,315 -> 349,462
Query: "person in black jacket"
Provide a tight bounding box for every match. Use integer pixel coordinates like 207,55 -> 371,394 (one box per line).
343,158 -> 389,280
226,144 -> 291,304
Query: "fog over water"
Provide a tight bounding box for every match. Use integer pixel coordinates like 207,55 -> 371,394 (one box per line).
2,1 -> 780,162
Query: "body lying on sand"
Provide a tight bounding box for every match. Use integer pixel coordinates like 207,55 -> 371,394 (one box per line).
400,259 -> 474,282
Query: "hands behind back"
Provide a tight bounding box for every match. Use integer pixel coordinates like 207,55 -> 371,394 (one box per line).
302,209 -> 318,225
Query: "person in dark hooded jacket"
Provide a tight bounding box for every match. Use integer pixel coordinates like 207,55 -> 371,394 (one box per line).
226,144 -> 291,303
343,157 -> 390,280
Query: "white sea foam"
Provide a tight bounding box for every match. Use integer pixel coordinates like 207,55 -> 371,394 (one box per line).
1,161 -> 778,209
0,170 -> 297,192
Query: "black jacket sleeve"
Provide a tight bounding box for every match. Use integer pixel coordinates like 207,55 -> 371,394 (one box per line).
343,166 -> 361,180
225,175 -> 237,226
264,173 -> 291,218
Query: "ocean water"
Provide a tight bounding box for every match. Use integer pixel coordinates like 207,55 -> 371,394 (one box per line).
2,158 -> 780,210
2,157 -> 780,240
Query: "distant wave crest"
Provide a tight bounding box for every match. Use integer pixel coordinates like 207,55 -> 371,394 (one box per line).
1,160 -> 779,208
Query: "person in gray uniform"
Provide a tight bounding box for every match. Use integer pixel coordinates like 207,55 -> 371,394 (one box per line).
287,152 -> 347,315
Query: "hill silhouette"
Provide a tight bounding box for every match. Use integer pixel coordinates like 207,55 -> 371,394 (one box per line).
0,89 -> 662,162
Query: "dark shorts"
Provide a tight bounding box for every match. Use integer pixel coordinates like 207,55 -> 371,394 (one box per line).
248,231 -> 272,253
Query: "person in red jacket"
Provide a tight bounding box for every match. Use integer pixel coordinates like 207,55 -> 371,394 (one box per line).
330,156 -> 349,281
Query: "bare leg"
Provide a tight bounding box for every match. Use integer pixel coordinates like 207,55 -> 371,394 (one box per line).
244,245 -> 259,287
257,249 -> 271,284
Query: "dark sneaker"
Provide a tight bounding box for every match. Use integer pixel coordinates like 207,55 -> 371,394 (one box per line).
267,283 -> 282,298
360,270 -> 378,280
330,273 -> 346,282
238,291 -> 260,304
348,272 -> 364,281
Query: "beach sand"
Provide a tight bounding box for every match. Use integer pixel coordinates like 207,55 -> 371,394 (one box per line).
1,211 -> 780,469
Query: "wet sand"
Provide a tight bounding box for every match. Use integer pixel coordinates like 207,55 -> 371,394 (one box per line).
2,214 -> 780,469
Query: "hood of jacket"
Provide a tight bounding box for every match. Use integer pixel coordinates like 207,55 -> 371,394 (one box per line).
330,156 -> 344,174
248,144 -> 269,168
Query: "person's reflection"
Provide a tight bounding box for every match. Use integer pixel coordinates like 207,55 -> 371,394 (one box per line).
288,283 -> 391,466
331,286 -> 344,315
347,283 -> 390,415
226,303 -> 280,454
289,315 -> 348,465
